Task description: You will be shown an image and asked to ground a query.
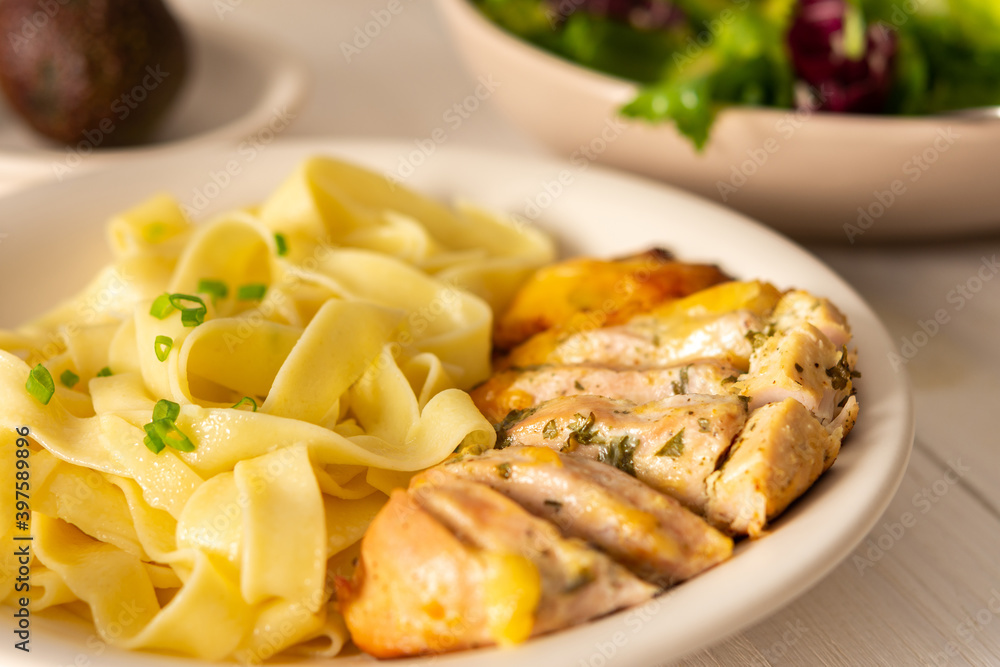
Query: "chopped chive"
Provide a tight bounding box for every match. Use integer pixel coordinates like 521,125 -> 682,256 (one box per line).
96,366 -> 113,378
237,283 -> 267,301
152,399 -> 180,422
231,396 -> 258,412
150,293 -> 175,319
143,400 -> 194,454
154,335 -> 173,362
60,369 -> 80,389
26,364 -> 55,405
274,233 -> 289,256
146,419 -> 195,452
143,434 -> 165,454
169,293 -> 206,312
169,293 -> 207,327
197,279 -> 229,303
180,308 -> 205,327
143,222 -> 170,243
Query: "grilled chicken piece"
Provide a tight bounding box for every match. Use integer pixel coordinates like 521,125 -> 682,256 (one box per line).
771,290 -> 852,349
494,249 -> 730,350
444,447 -> 732,586
471,359 -> 742,423
705,397 -> 856,537
504,281 -> 781,371
337,471 -> 655,657
733,322 -> 857,425
497,394 -> 747,513
732,286 -> 859,430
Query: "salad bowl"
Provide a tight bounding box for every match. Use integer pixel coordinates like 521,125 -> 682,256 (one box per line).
435,0 -> 1000,241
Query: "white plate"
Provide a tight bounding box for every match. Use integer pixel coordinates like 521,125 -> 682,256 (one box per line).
0,17 -> 308,196
435,0 -> 1000,242
0,140 -> 913,666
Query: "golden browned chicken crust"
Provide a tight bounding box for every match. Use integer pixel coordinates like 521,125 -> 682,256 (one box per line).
493,248 -> 730,350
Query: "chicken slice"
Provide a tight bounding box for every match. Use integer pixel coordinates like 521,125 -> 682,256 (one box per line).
337,472 -> 655,657
705,397 -> 854,537
445,447 -> 733,586
771,290 -> 852,349
494,249 -> 730,350
497,394 -> 747,513
733,322 -> 858,428
471,359 -> 742,423
504,281 -> 782,371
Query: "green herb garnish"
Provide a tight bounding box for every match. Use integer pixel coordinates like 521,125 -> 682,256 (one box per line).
26,364 -> 55,405
567,412 -> 601,445
542,419 -> 559,439
197,279 -> 229,304
597,435 -> 638,477
237,283 -> 267,301
495,406 -> 538,449
671,365 -> 690,394
232,396 -> 258,412
274,233 -> 289,256
826,351 -> 861,390
168,293 -> 208,327
143,399 -> 194,454
496,462 -> 512,479
154,335 -> 173,362
96,367 -> 113,378
60,369 -> 80,389
150,293 -> 175,319
656,428 -> 686,458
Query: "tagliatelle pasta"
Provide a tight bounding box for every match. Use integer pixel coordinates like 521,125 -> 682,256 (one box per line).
0,157 -> 555,662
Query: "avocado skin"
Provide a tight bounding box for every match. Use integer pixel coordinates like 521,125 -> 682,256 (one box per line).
0,0 -> 188,147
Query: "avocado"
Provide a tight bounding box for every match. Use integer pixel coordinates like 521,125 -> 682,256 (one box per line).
0,0 -> 188,147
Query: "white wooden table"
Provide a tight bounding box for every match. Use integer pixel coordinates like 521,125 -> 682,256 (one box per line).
7,1 -> 1000,664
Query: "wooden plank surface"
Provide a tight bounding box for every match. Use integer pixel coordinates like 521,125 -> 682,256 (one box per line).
674,444 -> 1000,666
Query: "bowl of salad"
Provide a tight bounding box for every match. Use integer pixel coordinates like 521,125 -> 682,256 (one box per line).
435,0 -> 1000,241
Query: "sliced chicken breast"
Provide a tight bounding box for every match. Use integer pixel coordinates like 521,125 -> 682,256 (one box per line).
733,321 -> 857,425
445,446 -> 733,586
471,359 -> 742,423
503,281 -> 781,371
497,394 -> 747,513
337,471 -> 655,657
771,290 -> 852,349
705,397 -> 854,537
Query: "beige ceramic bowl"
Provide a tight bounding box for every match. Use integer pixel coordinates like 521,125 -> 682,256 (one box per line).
435,0 -> 1000,241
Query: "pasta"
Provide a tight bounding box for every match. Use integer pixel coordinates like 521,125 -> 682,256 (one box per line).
0,157 -> 555,662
